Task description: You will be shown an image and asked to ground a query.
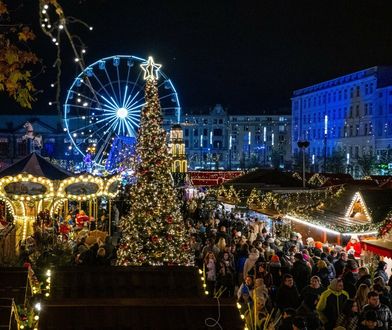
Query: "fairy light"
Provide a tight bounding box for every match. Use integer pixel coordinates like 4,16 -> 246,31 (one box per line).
344,192 -> 372,221
285,214 -> 341,235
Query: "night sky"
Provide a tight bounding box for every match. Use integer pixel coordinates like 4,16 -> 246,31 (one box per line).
7,0 -> 392,115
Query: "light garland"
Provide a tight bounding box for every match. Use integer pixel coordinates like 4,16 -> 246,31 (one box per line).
344,192 -> 372,221
0,174 -> 54,201
285,214 -> 341,235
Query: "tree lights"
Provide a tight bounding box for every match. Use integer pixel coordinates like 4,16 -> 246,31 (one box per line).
116,57 -> 193,266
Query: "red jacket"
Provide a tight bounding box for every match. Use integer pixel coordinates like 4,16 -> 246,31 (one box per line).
345,241 -> 361,258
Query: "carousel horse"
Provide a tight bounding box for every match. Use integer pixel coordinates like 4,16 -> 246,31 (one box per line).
22,121 -> 43,149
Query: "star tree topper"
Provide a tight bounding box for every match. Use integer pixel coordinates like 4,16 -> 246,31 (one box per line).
140,56 -> 162,81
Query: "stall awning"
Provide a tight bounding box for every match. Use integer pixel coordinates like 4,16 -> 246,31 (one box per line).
362,239 -> 392,258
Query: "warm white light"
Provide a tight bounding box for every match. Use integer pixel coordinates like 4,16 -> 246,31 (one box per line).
140,56 -> 162,80
82,49 -> 86,54
44,4 -> 49,9
35,302 -> 41,311
116,107 -> 128,119
89,26 -> 93,30
42,9 -> 46,14
285,215 -> 341,235
74,58 -> 79,62
59,24 -> 64,29
52,38 -> 56,42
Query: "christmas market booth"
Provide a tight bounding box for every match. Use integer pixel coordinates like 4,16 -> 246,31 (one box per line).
283,184 -> 392,245
215,169 -> 304,237
0,152 -> 121,248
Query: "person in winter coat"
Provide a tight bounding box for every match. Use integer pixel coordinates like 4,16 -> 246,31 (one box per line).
300,275 -> 325,301
313,260 -> 330,288
255,262 -> 273,289
243,247 -> 260,280
296,293 -> 322,330
355,284 -> 371,312
359,291 -> 392,330
235,244 -> 249,286
343,259 -> 359,298
217,251 -> 235,297
356,266 -> 372,289
335,299 -> 359,330
291,252 -> 311,292
204,251 -> 217,297
374,261 -> 389,284
334,251 -> 348,278
276,274 -> 300,311
316,278 -> 349,330
269,254 -> 282,287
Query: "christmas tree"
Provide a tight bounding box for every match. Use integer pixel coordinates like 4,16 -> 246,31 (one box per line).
116,57 -> 193,266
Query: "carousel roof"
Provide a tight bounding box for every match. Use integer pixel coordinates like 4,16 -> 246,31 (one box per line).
0,152 -> 72,180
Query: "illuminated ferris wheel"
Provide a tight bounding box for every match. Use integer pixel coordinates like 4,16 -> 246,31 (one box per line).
63,55 -> 181,168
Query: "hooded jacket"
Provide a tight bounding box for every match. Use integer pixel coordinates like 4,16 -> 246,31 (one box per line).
243,250 -> 260,280
316,279 -> 349,328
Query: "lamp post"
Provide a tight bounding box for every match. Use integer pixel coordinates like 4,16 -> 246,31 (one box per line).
297,140 -> 310,188
228,135 -> 232,170
324,115 -> 328,172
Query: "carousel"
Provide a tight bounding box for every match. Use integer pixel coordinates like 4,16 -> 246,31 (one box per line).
0,153 -> 121,249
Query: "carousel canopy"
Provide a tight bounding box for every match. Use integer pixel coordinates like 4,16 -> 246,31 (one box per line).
0,152 -> 72,180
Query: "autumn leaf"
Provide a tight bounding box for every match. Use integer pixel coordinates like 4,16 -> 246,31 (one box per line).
4,49 -> 19,65
0,1 -> 8,15
18,26 -> 36,42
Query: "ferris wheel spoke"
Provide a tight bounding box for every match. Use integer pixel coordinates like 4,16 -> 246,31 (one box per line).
126,114 -> 140,126
71,115 -> 117,134
123,90 -> 140,110
75,89 -> 112,111
116,66 -> 122,102
92,72 -> 119,108
100,94 -> 120,111
128,102 -> 146,114
69,89 -> 103,110
158,93 -> 177,102
94,132 -> 115,165
161,106 -> 179,110
129,70 -> 143,100
122,85 -> 129,108
103,67 -> 120,105
127,95 -> 146,110
124,120 -> 137,136
124,64 -> 132,104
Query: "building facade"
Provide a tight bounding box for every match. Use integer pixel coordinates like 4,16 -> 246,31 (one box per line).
182,104 -> 291,170
292,66 -> 392,176
0,115 -> 65,168
0,105 -> 292,171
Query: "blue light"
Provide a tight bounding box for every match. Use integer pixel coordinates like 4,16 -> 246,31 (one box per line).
64,55 -> 182,168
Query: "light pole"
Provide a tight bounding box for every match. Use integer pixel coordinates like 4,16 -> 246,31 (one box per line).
228,135 -> 232,170
297,140 -> 310,188
324,115 -> 328,172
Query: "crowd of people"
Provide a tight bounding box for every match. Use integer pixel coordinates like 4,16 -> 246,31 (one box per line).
188,206 -> 392,330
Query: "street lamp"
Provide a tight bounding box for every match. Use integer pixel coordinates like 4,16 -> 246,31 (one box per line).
324,115 -> 328,172
228,135 -> 232,170
297,140 -> 310,188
